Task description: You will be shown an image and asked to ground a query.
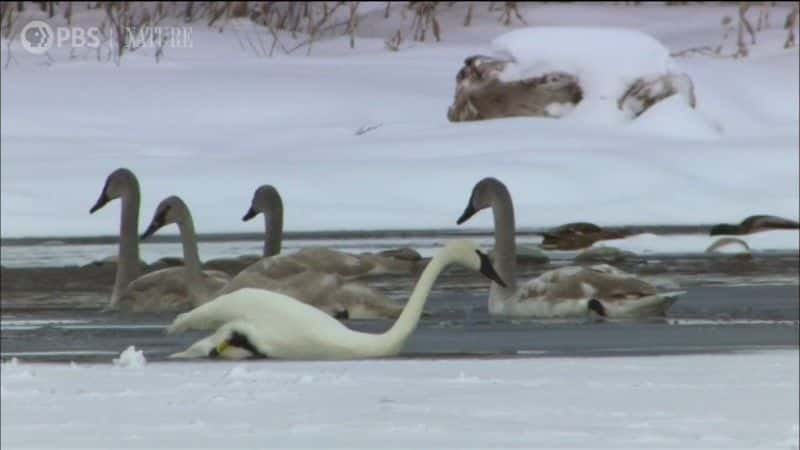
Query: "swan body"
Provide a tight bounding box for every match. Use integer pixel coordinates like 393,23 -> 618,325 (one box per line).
167,240 -> 505,360
458,177 -> 683,318
115,266 -> 229,312
216,259 -> 403,319
492,264 -> 682,318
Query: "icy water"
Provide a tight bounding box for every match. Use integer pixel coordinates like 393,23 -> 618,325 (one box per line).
1,236 -> 798,363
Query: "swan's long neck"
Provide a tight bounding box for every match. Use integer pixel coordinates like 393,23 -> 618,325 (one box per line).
112,185 -> 141,306
490,183 -> 518,300
263,203 -> 283,257
177,214 -> 209,302
375,255 -> 446,355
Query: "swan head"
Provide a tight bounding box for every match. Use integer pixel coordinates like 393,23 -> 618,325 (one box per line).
243,185 -> 282,221
89,168 -> 138,213
140,196 -> 189,240
442,240 -> 506,287
456,177 -> 506,224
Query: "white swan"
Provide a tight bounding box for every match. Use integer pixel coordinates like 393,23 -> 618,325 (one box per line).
457,177 -> 684,318
130,196 -> 231,311
166,240 -> 506,360
242,184 -> 419,278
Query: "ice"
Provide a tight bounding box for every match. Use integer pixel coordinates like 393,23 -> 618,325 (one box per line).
596,230 -> 799,254
112,346 -> 147,369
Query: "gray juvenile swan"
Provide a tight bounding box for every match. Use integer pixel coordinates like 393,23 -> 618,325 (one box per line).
133,196 -> 231,310
242,184 -> 419,278
166,240 -> 506,360
457,177 -> 684,318
220,184 -> 417,319
89,168 -> 143,308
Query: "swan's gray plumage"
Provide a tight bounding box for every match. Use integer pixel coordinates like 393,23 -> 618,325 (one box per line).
243,184 -> 420,279
229,184 -> 422,319
115,266 -> 228,312
131,196 -> 231,311
89,168 -> 142,308
215,252 -> 404,319
243,185 -> 284,257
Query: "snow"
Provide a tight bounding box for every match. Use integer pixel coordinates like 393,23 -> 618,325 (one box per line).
492,27 -> 677,102
1,4 -> 798,239
112,346 -> 147,369
592,230 -> 800,254
1,351 -> 797,448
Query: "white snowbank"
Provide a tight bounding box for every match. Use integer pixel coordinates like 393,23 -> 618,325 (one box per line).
492,27 -> 692,126
112,346 -> 147,368
1,351 -> 797,448
493,27 -> 676,95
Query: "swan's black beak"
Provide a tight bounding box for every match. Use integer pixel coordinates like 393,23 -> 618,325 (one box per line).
476,250 -> 506,287
140,208 -> 168,240
457,202 -> 477,225
140,221 -> 161,240
90,191 -> 110,214
588,298 -> 607,317
209,331 -> 267,359
242,206 -> 258,221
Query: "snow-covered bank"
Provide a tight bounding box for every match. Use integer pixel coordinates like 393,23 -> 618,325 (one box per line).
1,351 -> 798,448
2,4 -> 797,239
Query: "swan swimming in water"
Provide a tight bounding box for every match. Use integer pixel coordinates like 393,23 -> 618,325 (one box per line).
134,195 -> 231,310
89,168 -> 144,309
90,169 -> 224,312
166,240 -> 506,360
215,184 -> 416,319
242,184 -> 420,278
457,177 -> 684,318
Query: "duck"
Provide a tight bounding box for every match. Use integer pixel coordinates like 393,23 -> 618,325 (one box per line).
165,240 -> 506,360
540,222 -> 632,250
709,215 -> 799,236
456,177 -> 684,318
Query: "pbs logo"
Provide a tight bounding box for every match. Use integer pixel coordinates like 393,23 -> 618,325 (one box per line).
21,20 -> 54,55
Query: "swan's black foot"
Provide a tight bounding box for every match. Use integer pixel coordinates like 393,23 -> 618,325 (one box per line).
588,298 -> 607,317
334,310 -> 350,320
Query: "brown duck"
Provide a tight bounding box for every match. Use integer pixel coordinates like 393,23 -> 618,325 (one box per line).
540,222 -> 632,250
709,215 -> 799,236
